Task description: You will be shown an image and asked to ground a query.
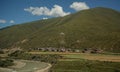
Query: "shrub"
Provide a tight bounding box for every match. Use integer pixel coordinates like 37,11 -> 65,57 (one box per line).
0,59 -> 14,67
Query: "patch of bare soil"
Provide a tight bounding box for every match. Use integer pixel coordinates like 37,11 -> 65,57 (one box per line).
9,60 -> 26,69
35,63 -> 52,72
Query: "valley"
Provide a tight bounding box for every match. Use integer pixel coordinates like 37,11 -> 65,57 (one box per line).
0,7 -> 120,72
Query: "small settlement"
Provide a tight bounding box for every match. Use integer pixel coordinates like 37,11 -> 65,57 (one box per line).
28,47 -> 103,53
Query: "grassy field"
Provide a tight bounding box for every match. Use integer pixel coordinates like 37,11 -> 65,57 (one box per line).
29,52 -> 120,62
50,60 -> 120,72
29,52 -> 120,72
62,54 -> 120,62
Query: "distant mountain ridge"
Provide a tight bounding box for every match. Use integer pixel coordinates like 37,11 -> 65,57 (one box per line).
0,7 -> 120,53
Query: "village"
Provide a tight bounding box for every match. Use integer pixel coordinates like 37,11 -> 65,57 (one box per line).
28,47 -> 103,53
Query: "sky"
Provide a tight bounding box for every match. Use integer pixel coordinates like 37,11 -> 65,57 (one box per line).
0,0 -> 120,29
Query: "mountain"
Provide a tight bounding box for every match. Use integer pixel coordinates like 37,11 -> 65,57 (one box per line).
0,7 -> 120,53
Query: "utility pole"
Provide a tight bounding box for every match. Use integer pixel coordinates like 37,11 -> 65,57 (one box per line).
59,32 -> 65,48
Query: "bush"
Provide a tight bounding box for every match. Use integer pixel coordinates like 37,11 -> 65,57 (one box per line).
0,50 -> 4,54
9,50 -> 62,64
0,59 -> 14,67
8,50 -> 25,57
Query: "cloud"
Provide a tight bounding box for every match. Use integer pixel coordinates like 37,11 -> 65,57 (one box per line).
10,20 -> 15,24
0,19 -> 6,24
70,2 -> 89,11
24,5 -> 70,17
49,5 -> 70,17
42,17 -> 48,20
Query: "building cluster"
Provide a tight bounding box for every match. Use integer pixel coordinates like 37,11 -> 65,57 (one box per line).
28,47 -> 103,53
29,47 -> 80,53
82,48 -> 103,53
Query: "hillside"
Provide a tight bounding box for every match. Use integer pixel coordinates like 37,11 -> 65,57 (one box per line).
0,7 -> 120,53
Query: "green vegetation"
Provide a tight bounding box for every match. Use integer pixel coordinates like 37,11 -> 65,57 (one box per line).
50,60 -> 120,72
0,50 -> 4,54
29,51 -> 120,62
0,59 -> 14,67
29,52 -> 120,72
8,50 -> 62,64
1,50 -> 120,72
0,7 -> 120,53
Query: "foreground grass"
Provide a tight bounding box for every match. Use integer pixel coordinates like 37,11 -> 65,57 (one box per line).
29,52 -> 120,72
50,60 -> 120,72
62,54 -> 120,62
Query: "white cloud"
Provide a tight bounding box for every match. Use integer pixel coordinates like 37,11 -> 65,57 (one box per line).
0,19 -> 6,24
70,2 -> 89,11
24,6 -> 49,16
42,17 -> 48,20
49,5 -> 70,17
10,20 -> 15,24
24,5 -> 70,17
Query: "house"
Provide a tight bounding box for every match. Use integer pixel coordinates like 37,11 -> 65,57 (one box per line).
46,48 -> 52,52
75,49 -> 80,53
60,48 -> 66,52
40,48 -> 46,51
51,48 -> 57,52
82,48 -> 92,53
90,49 -> 103,53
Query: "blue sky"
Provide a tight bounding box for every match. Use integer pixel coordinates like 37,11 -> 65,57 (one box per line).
0,0 -> 120,29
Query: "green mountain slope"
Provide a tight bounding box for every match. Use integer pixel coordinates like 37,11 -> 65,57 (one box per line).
0,7 -> 120,53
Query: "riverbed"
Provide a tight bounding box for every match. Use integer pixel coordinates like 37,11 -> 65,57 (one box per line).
0,60 -> 50,72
